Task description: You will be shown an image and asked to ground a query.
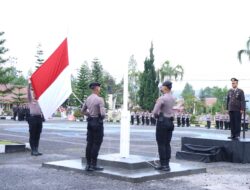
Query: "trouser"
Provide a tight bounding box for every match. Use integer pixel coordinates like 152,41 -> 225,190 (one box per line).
156,118 -> 173,166
86,118 -> 104,166
146,117 -> 150,125
241,123 -> 249,131
186,118 -> 190,127
181,118 -> 185,127
13,112 -> 17,120
142,116 -> 145,125
177,117 -> 181,127
224,122 -> 229,130
136,116 -> 140,125
215,121 -> 219,129
207,121 -> 211,129
220,121 -> 224,129
229,111 -> 241,137
131,116 -> 134,125
28,115 -> 43,151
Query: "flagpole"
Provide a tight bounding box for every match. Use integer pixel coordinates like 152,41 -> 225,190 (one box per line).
72,92 -> 84,105
120,59 -> 130,158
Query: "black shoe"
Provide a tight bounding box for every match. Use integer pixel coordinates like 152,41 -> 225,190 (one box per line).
161,165 -> 171,172
228,136 -> 235,139
92,165 -> 104,171
36,151 -> 43,156
233,136 -> 240,141
154,165 -> 163,170
85,165 -> 94,171
31,150 -> 39,156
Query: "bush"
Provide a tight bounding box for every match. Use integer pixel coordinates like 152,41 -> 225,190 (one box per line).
73,109 -> 83,119
190,115 -> 196,124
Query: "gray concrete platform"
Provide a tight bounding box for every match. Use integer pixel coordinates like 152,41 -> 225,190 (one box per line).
43,154 -> 206,183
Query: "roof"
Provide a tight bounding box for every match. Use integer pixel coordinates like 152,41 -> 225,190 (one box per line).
0,84 -> 27,104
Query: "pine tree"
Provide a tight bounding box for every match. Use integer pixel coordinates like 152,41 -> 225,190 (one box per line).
138,42 -> 158,111
75,61 -> 91,106
128,55 -> 140,107
91,58 -> 108,105
0,31 -> 15,93
35,43 -> 44,69
12,86 -> 26,105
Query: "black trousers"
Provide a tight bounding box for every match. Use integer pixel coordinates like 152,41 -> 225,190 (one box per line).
131,116 -> 134,125
186,118 -> 190,127
142,116 -> 145,125
215,121 -> 219,129
136,116 -> 140,125
28,116 -> 43,150
156,119 -> 173,166
86,118 -> 104,165
207,121 -> 211,128
146,117 -> 150,125
229,111 -> 241,137
181,118 -> 185,127
177,117 -> 181,127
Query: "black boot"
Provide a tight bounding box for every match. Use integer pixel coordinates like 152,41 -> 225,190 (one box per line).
35,147 -> 43,156
91,159 -> 104,171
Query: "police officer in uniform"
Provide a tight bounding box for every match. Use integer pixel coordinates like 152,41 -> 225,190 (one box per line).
226,78 -> 245,140
27,83 -> 43,156
152,80 -> 175,171
181,113 -> 186,127
206,114 -> 211,129
136,112 -> 140,125
215,113 -> 220,129
82,82 -> 105,171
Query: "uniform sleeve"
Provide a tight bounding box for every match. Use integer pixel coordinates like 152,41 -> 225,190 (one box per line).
152,97 -> 163,117
81,102 -> 89,116
240,90 -> 245,110
99,98 -> 106,118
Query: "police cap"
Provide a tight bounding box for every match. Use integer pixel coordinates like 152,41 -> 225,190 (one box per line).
89,82 -> 101,89
231,78 -> 238,82
162,80 -> 172,89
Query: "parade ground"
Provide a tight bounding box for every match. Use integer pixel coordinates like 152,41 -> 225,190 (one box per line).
1,120 -> 250,190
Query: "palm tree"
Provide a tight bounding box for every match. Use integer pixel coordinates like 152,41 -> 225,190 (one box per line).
158,61 -> 184,82
238,37 -> 250,63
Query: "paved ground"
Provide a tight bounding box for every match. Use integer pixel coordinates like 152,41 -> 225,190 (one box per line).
0,120 -> 250,190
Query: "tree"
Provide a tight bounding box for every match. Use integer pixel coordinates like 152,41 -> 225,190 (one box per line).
238,37 -> 250,63
211,86 -> 228,112
158,60 -> 184,82
181,83 -> 196,113
75,61 -> 91,106
0,31 -> 15,93
91,58 -> 108,105
138,42 -> 158,111
128,55 -> 140,107
35,43 -> 44,69
12,86 -> 26,105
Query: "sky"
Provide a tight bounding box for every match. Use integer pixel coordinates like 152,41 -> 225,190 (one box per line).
1,0 -> 250,93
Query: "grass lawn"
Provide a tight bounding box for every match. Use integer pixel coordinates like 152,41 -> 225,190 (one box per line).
0,140 -> 16,145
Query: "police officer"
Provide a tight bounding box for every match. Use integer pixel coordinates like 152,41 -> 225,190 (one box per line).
215,112 -> 220,129
152,80 -> 175,172
27,83 -> 43,156
141,111 -> 145,125
206,114 -> 211,129
241,114 -> 249,131
186,113 -> 190,127
224,113 -> 230,130
145,111 -> 150,125
226,78 -> 245,140
219,113 -> 224,130
81,82 -> 105,171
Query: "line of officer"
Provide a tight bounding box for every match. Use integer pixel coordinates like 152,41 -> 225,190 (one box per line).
27,82 -> 44,156
81,82 -> 105,171
226,78 -> 245,140
152,80 -> 175,172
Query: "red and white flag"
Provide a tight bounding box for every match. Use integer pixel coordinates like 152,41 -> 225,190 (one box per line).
31,38 -> 72,119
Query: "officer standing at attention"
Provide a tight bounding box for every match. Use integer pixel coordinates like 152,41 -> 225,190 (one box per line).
152,80 -> 175,172
82,82 -> 106,171
27,82 -> 43,156
226,78 -> 245,140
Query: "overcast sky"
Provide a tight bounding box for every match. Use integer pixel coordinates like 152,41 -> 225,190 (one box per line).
1,0 -> 250,93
